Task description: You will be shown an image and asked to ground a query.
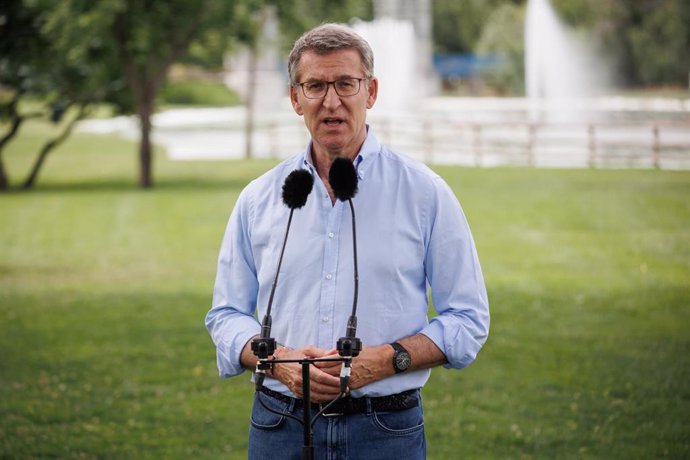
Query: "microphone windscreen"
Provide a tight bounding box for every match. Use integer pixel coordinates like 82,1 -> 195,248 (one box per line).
328,157 -> 358,201
282,169 -> 314,209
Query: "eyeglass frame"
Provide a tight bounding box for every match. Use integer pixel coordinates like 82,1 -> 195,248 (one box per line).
294,77 -> 370,99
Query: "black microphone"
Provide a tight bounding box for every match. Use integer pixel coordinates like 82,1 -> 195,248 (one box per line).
252,169 -> 314,389
329,157 -> 362,392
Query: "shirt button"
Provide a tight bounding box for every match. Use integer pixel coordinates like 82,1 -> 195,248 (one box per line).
325,273 -> 333,280
322,316 -> 329,322
328,232 -> 335,238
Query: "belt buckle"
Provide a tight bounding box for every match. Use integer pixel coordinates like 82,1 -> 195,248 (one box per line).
319,402 -> 344,417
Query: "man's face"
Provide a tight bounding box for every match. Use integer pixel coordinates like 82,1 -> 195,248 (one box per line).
290,48 -> 378,161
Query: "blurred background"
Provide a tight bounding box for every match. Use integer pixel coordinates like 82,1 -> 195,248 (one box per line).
2,0 -> 689,190
1,1 -> 689,459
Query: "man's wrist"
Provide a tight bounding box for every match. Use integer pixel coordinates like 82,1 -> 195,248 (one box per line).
390,342 -> 412,373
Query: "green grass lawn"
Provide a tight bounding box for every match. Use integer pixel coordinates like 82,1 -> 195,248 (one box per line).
1,120 -> 689,459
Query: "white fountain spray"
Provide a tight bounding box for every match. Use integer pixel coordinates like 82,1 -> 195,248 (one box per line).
525,0 -> 610,122
352,17 -> 417,116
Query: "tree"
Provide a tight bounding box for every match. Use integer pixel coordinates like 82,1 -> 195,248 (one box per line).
619,0 -> 690,86
552,0 -> 689,88
4,0 -> 374,189
0,0 -> 50,190
61,0 -> 371,186
476,3 -> 525,95
109,0 -> 234,188
0,0 -> 123,190
23,0 -> 234,189
432,0 -> 511,54
276,0 -> 373,47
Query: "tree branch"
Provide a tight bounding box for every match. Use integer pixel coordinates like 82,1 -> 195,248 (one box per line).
0,93 -> 45,190
21,104 -> 90,189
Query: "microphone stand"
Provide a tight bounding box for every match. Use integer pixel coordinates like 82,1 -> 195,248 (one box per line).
254,196 -> 360,459
250,207 -> 296,387
251,175 -> 347,460
251,168 -> 313,383
256,355 -> 347,460
253,162 -> 362,459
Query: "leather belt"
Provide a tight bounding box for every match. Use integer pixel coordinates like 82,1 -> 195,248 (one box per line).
259,387 -> 419,416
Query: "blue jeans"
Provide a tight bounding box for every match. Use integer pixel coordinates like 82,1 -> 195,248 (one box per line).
248,390 -> 426,460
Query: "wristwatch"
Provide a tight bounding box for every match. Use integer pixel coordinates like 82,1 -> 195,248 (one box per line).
390,342 -> 411,373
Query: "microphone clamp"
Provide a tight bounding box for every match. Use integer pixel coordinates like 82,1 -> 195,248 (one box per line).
252,314 -> 277,364
337,315 -> 362,358
336,336 -> 362,358
251,314 -> 276,390
251,336 -> 276,390
251,336 -> 277,363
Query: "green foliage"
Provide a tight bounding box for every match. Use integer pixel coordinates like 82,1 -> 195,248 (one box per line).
476,3 -> 525,95
1,119 -> 689,458
433,0 -> 510,54
0,0 -> 50,94
206,0 -> 373,61
158,80 -> 242,107
0,0 -> 123,107
276,0 -> 373,52
27,0 -> 125,105
552,0 -> 600,26
552,0 -> 690,87
624,0 -> 690,85
185,28 -> 233,70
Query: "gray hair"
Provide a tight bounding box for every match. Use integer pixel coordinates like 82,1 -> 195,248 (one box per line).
287,23 -> 375,85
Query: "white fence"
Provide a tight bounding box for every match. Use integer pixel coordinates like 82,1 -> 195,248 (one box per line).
78,98 -> 690,169
368,117 -> 690,169
251,115 -> 690,170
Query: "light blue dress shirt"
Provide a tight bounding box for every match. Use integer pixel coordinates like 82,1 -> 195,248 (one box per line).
206,127 -> 489,398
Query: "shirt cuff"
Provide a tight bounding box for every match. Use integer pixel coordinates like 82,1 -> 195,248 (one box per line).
215,317 -> 261,378
420,317 -> 482,370
419,320 -> 451,368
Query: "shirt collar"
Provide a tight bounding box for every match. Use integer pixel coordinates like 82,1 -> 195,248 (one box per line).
300,125 -> 381,181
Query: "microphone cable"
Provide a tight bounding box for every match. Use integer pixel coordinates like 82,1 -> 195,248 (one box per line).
252,169 -> 314,390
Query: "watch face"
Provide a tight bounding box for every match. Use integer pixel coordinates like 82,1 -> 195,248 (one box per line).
395,352 -> 411,371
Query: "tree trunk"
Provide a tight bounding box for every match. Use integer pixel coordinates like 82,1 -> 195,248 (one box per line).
0,95 -> 42,191
111,6 -> 204,189
137,87 -> 155,189
0,154 -> 9,191
22,104 -> 87,189
244,42 -> 258,160
0,119 -> 19,190
0,96 -> 23,190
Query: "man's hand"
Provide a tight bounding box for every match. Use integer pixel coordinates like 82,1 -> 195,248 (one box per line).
315,335 -> 447,391
272,346 -> 342,403
241,334 -> 446,401
314,345 -> 394,391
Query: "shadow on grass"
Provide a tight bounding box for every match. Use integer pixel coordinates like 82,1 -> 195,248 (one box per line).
2,177 -> 253,194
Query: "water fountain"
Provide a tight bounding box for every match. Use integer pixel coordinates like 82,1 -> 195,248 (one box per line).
352,18 -> 418,116
524,0 -> 610,123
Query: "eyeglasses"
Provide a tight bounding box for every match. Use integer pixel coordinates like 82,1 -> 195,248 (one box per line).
296,77 -> 368,99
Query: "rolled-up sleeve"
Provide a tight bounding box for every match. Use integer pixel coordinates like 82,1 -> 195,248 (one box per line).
419,177 -> 490,369
205,189 -> 261,378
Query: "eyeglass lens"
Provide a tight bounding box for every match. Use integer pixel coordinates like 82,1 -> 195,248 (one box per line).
301,78 -> 362,98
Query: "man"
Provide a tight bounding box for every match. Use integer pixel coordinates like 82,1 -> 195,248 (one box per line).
206,23 -> 489,459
